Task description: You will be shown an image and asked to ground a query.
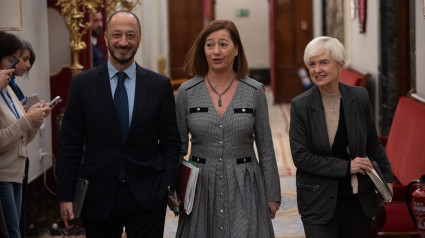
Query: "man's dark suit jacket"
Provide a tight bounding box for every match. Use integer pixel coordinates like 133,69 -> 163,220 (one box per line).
57,63 -> 181,221
289,83 -> 393,225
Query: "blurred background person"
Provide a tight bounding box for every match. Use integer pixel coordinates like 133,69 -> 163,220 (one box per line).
0,31 -> 52,238
91,10 -> 106,67
11,38 -> 36,238
173,20 -> 281,238
8,39 -> 35,104
289,36 -> 393,238
0,66 -> 16,238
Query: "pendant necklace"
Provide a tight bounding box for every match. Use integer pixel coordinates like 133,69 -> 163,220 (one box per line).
206,75 -> 234,107
329,103 -> 335,112
328,98 -> 339,112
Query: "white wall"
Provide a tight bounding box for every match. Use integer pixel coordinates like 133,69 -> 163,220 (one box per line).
215,0 -> 269,69
416,0 -> 425,96
11,0 -> 53,182
313,0 -> 323,37
137,0 -> 169,73
47,8 -> 70,75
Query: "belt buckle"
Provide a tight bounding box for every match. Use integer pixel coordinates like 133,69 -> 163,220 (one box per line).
119,178 -> 127,183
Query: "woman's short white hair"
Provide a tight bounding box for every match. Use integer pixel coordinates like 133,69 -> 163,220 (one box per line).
303,36 -> 346,66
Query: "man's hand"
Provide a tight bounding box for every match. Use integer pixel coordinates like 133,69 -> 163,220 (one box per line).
167,194 -> 180,211
59,202 -> 75,229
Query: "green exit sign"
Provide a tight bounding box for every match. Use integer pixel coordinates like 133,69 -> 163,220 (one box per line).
235,9 -> 249,17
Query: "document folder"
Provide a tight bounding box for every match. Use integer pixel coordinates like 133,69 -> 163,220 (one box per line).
177,161 -> 199,214
366,160 -> 393,205
73,178 -> 89,219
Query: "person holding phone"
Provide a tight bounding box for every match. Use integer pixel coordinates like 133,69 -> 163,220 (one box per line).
0,31 -> 52,238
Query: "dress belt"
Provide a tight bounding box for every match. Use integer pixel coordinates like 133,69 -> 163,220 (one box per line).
191,156 -> 252,164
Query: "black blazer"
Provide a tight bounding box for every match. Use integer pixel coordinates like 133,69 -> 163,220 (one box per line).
57,63 -> 181,221
289,83 -> 393,224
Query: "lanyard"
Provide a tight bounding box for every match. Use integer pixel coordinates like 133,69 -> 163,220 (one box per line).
1,91 -> 20,119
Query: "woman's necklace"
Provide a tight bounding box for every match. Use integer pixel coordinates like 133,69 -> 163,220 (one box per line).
329,102 -> 336,112
206,75 -> 234,107
328,98 -> 340,112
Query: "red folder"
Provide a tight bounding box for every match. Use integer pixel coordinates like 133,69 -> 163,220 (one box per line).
177,163 -> 191,211
176,161 -> 199,214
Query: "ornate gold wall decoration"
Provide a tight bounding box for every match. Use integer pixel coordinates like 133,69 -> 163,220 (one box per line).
56,0 -> 103,75
106,0 -> 141,16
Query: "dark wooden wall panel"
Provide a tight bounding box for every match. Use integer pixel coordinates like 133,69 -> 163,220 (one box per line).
270,0 -> 313,103
168,0 -> 203,79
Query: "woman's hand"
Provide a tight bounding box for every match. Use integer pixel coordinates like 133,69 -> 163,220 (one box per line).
0,69 -> 15,90
268,201 -> 280,219
350,157 -> 373,175
24,103 -> 52,127
39,98 -> 62,118
387,183 -> 394,195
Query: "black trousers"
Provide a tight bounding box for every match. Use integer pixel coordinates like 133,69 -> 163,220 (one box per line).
83,181 -> 167,238
303,195 -> 371,238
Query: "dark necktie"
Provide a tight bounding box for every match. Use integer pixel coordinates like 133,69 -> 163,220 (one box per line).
114,72 -> 129,140
114,72 -> 128,180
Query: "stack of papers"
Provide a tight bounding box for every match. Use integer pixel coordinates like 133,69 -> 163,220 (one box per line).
366,160 -> 393,204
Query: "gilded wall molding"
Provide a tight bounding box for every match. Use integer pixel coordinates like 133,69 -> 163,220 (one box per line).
56,0 -> 103,75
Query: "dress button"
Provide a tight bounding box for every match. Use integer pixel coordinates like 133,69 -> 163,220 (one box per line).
220,209 -> 224,213
219,158 -> 222,162
242,108 -> 246,112
243,158 -> 246,162
219,125 -> 223,129
220,193 -> 224,196
219,141 -> 223,145
219,175 -> 223,179
220,227 -> 223,231
197,107 -> 200,111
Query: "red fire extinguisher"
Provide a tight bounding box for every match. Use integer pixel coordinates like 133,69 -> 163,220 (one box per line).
407,174 -> 425,237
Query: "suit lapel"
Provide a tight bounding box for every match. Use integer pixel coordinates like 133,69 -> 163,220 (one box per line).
340,83 -> 358,157
96,64 -> 123,142
310,86 -> 333,154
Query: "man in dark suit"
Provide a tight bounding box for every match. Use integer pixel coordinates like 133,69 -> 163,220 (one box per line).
57,11 -> 181,237
91,10 -> 106,67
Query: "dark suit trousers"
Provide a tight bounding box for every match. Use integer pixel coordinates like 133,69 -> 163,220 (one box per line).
303,195 -> 371,238
83,182 -> 167,238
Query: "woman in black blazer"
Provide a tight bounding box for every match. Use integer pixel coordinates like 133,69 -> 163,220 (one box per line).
289,36 -> 393,238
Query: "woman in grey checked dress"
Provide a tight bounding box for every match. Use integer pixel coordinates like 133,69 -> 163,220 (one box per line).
171,20 -> 281,238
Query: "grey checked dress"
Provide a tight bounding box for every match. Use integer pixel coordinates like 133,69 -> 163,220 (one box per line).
175,77 -> 281,238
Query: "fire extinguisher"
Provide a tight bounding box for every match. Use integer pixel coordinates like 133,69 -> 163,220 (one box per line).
407,174 -> 425,237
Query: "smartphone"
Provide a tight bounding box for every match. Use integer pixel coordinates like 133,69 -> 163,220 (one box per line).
47,96 -> 61,107
22,94 -> 40,107
7,59 -> 20,69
